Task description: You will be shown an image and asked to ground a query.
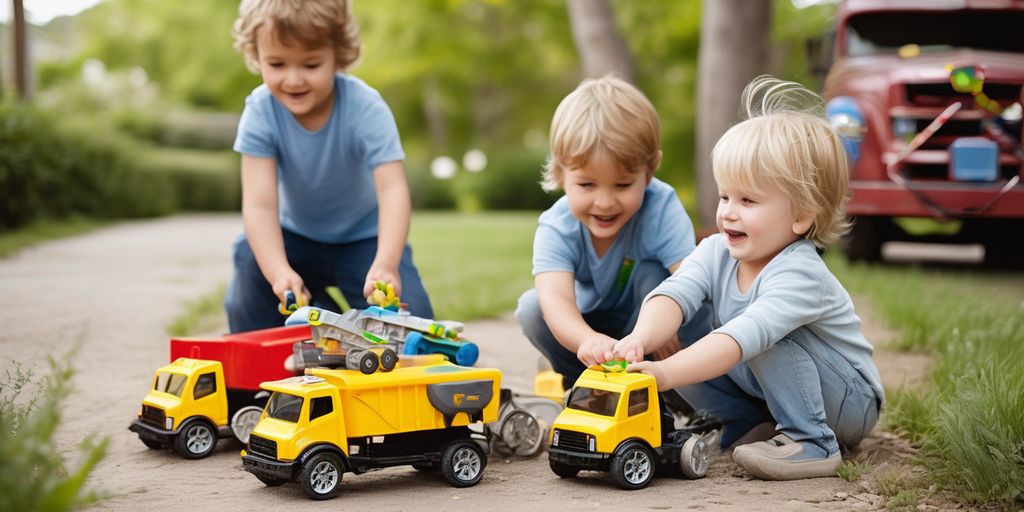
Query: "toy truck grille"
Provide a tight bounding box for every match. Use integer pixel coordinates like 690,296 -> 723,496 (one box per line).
140,405 -> 166,428
248,434 -> 278,460
553,429 -> 589,452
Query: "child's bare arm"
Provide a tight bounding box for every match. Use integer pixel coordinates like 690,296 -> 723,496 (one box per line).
614,295 -> 686,362
535,271 -> 617,365
241,155 -> 309,305
365,161 -> 411,298
627,332 -> 742,391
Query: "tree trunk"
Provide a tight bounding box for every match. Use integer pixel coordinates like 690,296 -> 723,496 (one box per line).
695,0 -> 772,231
11,0 -> 30,99
566,0 -> 635,83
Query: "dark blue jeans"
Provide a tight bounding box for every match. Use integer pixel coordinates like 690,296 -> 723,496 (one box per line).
224,229 -> 433,333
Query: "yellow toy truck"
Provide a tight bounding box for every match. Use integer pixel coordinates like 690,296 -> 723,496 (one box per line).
547,367 -> 720,490
241,362 -> 501,500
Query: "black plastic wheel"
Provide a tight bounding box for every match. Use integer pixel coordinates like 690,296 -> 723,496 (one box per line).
298,452 -> 344,500
173,420 -> 217,459
549,459 -> 580,478
609,442 -> 655,490
843,216 -> 888,263
379,348 -> 398,371
440,441 -> 486,487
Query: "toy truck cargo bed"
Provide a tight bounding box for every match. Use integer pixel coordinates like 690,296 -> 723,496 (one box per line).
170,324 -> 311,390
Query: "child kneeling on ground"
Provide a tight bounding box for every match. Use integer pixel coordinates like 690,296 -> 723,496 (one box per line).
615,76 -> 884,480
516,75 -> 711,392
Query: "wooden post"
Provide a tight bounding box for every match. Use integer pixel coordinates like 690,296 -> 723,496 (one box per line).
11,0 -> 30,100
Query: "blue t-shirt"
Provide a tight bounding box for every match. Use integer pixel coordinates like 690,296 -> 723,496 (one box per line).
233,73 -> 405,244
532,177 -> 697,313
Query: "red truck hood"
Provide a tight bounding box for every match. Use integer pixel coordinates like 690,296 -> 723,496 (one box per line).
828,49 -> 1024,95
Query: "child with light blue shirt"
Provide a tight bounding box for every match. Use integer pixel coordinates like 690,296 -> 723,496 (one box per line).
516,76 -> 710,391
225,0 -> 432,332
614,76 -> 884,481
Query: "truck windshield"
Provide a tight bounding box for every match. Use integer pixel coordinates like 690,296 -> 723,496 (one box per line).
846,11 -> 1024,57
566,387 -> 620,417
154,372 -> 187,397
266,392 -> 303,423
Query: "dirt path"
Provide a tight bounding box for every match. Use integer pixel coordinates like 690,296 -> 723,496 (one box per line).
0,214 -> 916,511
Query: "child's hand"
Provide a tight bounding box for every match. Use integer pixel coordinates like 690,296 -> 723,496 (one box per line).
626,360 -> 672,391
271,269 -> 309,312
363,265 -> 402,302
577,334 -> 618,367
614,333 -> 649,363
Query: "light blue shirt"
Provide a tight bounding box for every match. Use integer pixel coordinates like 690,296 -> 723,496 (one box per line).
532,178 -> 697,313
650,234 -> 885,404
234,73 -> 404,244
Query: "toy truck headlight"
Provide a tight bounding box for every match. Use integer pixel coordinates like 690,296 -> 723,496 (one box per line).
165,417 -> 174,430
552,429 -> 560,447
826,96 -> 865,163
588,435 -> 596,452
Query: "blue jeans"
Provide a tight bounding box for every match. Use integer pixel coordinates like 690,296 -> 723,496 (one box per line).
515,260 -> 712,390
224,229 -> 433,333
676,335 -> 880,455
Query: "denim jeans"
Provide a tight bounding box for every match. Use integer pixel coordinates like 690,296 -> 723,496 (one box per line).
515,260 -> 712,390
224,229 -> 433,333
676,335 -> 880,456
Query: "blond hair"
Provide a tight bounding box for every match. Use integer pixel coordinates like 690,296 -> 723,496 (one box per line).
712,75 -> 851,248
542,75 -> 661,192
233,0 -> 361,73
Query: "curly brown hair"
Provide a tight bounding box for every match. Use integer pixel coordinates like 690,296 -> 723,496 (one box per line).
233,0 -> 361,73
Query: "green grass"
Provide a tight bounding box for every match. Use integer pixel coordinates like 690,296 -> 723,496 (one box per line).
0,217 -> 109,259
167,284 -> 227,336
410,211 -> 537,320
827,252 -> 1024,505
836,457 -> 873,482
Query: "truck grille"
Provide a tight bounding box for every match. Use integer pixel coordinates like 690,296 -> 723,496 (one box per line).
554,429 -> 589,452
248,434 -> 278,459
141,405 -> 165,428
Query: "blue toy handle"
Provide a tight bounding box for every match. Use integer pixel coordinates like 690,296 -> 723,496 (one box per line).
403,332 -> 479,366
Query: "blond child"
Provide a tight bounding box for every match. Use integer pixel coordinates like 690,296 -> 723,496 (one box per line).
614,76 -> 884,480
225,0 -> 433,332
515,75 -> 711,390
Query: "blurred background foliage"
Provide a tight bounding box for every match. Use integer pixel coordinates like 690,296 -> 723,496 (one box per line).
0,0 -> 836,230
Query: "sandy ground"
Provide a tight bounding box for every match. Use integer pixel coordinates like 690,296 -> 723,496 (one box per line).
0,214 -> 926,511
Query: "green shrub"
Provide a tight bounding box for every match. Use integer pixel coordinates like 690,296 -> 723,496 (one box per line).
0,358 -> 108,511
450,149 -> 557,211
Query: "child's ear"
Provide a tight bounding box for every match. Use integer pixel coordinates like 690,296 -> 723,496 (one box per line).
792,211 -> 815,236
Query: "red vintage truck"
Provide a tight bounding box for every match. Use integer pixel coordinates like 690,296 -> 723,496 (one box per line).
822,0 -> 1023,264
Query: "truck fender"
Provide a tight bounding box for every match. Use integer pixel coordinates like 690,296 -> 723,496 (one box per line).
426,380 -> 494,427
298,443 -> 349,473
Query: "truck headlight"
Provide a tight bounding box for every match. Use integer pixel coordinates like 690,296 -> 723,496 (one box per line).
826,96 -> 865,163
552,429 -> 560,447
588,435 -> 596,452
165,417 -> 174,430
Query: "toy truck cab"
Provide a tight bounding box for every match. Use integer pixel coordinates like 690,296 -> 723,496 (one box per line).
242,363 -> 501,500
822,0 -> 1024,263
129,358 -> 230,459
547,369 -> 716,490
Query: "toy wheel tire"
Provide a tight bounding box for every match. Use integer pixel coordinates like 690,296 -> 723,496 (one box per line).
298,452 -> 344,500
255,473 -> 289,487
173,420 -> 217,459
679,435 -> 710,479
610,442 -> 655,490
140,438 -> 163,450
231,405 -> 264,444
497,409 -> 544,458
379,348 -> 398,371
358,352 -> 379,374
549,459 -> 580,478
440,441 -> 486,487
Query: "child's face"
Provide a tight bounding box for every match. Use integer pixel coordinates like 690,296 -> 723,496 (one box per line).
256,29 -> 336,129
716,177 -> 813,272
563,154 -> 648,250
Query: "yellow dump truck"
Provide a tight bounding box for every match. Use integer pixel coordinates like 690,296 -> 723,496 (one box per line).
547,368 -> 720,490
241,362 -> 501,500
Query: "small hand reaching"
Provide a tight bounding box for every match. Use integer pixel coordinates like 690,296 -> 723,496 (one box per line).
613,333 -> 648,363
576,333 -> 618,367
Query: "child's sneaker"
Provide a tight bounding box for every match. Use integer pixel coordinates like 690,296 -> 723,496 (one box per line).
732,434 -> 841,480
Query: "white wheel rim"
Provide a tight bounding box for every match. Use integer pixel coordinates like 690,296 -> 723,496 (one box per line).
311,460 -> 339,494
232,408 -> 262,443
186,425 -> 213,454
623,450 -> 651,484
452,447 -> 481,481
500,410 -> 541,454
